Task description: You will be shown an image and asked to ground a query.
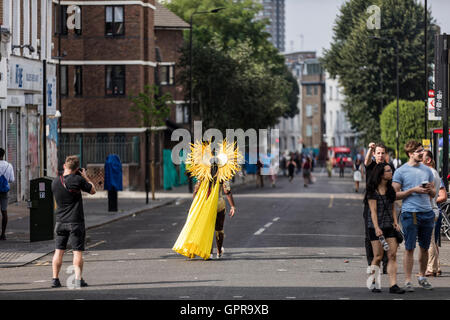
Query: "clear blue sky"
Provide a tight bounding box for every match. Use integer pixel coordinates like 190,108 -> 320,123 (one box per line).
285,0 -> 450,56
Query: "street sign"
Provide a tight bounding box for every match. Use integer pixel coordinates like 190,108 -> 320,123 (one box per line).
428,98 -> 441,121
423,139 -> 431,151
429,90 -> 435,98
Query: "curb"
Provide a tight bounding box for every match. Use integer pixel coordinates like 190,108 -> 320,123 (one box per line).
0,198 -> 178,268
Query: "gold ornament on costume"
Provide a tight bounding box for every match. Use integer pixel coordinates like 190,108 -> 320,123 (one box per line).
186,139 -> 242,183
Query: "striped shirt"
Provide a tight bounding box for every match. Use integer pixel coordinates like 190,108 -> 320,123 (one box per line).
367,192 -> 394,229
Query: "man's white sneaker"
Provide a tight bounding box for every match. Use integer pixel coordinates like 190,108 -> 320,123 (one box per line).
418,277 -> 433,290
404,282 -> 415,292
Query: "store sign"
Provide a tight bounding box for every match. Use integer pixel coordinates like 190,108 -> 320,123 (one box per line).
8,57 -> 42,91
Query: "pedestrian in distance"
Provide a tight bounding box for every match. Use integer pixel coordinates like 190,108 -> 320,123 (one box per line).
0,148 -> 15,240
339,157 -> 345,178
363,142 -> 389,273
365,163 -> 405,294
353,158 -> 363,193
392,140 -> 436,291
51,155 -> 96,289
302,157 -> 312,187
423,150 -> 447,277
287,157 -> 297,182
326,157 -> 333,178
256,159 -> 264,188
269,158 -> 278,188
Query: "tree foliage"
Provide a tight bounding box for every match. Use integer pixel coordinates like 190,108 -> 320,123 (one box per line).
129,85 -> 173,127
162,0 -> 298,132
321,0 -> 436,145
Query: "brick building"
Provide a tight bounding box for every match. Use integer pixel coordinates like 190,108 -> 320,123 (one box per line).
56,1 -> 189,191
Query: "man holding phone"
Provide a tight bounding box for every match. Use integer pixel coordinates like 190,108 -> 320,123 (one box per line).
392,140 -> 435,292
51,155 -> 96,288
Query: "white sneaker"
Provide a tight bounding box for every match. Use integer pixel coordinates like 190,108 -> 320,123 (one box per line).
217,247 -> 224,259
404,282 -> 415,292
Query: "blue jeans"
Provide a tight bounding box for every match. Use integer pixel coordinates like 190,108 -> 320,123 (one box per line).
400,211 -> 435,250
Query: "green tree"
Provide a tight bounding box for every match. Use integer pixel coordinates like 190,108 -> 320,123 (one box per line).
129,85 -> 173,200
162,0 -> 298,132
321,0 -> 436,144
380,100 -> 424,160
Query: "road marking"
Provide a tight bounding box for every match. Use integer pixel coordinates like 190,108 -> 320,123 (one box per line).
34,280 -> 49,283
233,296 -> 243,299
277,269 -> 287,272
86,240 -> 106,249
254,228 -> 266,235
286,296 -> 296,299
127,297 -> 138,300
180,296 -> 190,299
273,217 -> 280,222
172,223 -> 178,226
339,298 -> 350,300
328,195 -> 334,208
262,233 -> 364,238
264,222 -> 273,228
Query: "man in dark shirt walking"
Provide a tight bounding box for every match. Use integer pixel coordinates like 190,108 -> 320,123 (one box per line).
51,155 -> 96,288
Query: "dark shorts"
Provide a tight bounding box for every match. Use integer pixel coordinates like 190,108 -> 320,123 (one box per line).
215,210 -> 225,231
55,222 -> 86,251
368,227 -> 397,242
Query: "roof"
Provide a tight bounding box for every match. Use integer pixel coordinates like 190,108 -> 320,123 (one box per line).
154,2 -> 190,29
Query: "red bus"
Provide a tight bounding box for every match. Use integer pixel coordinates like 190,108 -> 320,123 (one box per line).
329,147 -> 353,167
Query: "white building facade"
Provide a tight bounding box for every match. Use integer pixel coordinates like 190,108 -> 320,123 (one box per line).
1,0 -> 58,203
324,73 -> 358,149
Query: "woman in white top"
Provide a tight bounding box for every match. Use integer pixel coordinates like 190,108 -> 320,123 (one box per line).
423,150 -> 447,276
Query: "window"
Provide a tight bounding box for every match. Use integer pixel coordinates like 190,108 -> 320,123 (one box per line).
74,66 -> 82,96
306,104 -> 313,118
159,65 -> 175,86
60,65 -> 68,96
106,65 -> 125,96
176,105 -> 189,124
106,6 -> 124,36
306,85 -> 312,96
314,85 -> 318,96
306,125 -> 312,137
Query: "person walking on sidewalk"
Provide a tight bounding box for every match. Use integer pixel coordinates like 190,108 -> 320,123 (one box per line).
287,157 -> 297,182
363,142 -> 388,273
423,150 -> 447,277
302,157 -> 312,187
0,148 -> 14,240
392,140 -> 436,291
353,158 -> 363,193
51,155 -> 96,288
365,163 -> 405,294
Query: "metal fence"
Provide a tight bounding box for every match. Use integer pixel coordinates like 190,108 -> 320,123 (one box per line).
59,135 -> 140,167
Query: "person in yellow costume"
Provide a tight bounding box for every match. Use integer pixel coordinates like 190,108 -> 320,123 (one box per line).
173,140 -> 242,260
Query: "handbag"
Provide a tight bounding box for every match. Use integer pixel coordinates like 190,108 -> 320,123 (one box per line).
377,190 -> 404,244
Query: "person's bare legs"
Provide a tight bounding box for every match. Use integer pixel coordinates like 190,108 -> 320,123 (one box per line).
404,249 -> 414,283
0,210 -> 7,239
73,251 -> 84,280
386,238 -> 398,287
52,249 -> 65,279
418,247 -> 429,278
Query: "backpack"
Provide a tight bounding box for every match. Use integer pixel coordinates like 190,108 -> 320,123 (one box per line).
0,164 -> 10,193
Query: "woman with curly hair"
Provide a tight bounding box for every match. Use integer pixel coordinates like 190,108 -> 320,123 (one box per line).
365,163 -> 405,294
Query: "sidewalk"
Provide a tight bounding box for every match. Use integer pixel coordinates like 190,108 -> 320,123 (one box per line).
0,173 -> 256,268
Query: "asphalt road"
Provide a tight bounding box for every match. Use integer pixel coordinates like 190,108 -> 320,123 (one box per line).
2,168 -> 450,301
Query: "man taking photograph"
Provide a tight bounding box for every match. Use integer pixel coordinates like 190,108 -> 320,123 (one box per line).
51,155 -> 96,288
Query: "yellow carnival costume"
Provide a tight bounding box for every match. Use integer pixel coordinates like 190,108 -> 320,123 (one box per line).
172,140 -> 242,260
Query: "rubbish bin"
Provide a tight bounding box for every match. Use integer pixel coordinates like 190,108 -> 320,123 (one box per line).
104,154 -> 123,212
29,177 -> 55,242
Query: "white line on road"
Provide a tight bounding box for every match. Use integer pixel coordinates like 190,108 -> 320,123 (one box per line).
264,222 -> 273,228
179,296 -> 190,299
233,296 -> 243,299
286,297 -> 297,299
328,195 -> 334,208
254,228 -> 266,235
273,217 -> 280,222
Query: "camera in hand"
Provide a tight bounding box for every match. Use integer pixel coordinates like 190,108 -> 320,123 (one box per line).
379,235 -> 389,251
76,168 -> 85,176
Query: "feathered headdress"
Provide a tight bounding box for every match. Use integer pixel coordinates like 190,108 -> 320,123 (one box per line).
185,139 -> 243,183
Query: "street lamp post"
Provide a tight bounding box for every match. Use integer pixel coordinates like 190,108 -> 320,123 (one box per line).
188,7 -> 225,193
370,36 -> 400,165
